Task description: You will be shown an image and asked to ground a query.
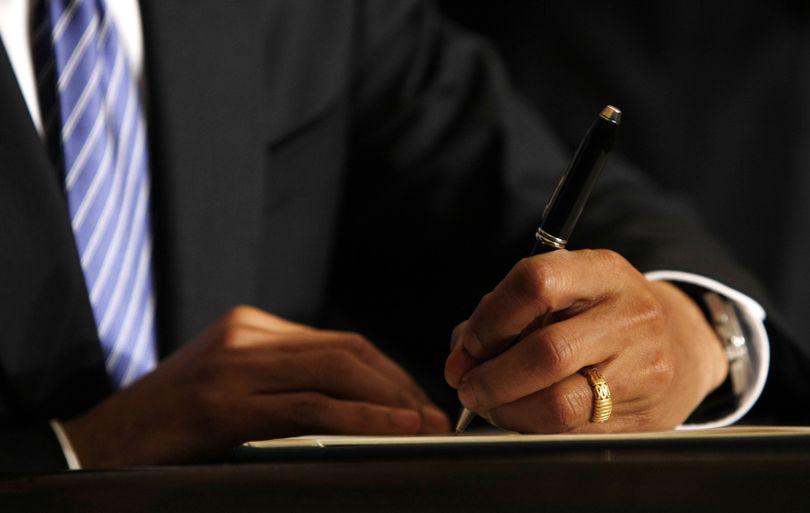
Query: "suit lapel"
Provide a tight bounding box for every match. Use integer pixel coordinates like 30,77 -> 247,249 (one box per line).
0,41 -> 109,419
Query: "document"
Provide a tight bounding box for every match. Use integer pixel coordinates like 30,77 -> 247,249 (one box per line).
245,425 -> 810,450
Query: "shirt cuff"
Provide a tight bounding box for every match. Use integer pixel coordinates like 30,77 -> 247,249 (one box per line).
49,419 -> 82,470
644,270 -> 770,429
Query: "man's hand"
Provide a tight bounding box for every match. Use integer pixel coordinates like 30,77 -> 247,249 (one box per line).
445,249 -> 728,433
63,306 -> 449,467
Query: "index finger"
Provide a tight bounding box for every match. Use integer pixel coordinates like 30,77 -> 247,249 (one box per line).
460,249 -> 635,360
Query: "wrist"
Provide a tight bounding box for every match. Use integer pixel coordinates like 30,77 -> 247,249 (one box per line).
649,281 -> 729,394
644,270 -> 770,428
59,386 -> 163,468
58,406 -> 137,469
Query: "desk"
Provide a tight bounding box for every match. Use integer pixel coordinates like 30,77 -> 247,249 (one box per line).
1,434 -> 809,512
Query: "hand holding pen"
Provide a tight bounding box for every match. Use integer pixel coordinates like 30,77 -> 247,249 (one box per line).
445,106 -> 731,435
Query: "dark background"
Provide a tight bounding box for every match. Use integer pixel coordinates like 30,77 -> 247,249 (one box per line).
438,0 -> 810,351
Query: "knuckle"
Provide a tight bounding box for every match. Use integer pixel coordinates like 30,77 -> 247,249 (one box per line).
223,304 -> 260,325
549,387 -> 590,430
396,389 -> 419,408
192,365 -> 232,422
290,393 -> 326,431
354,403 -> 377,426
634,294 -> 668,336
593,248 -> 629,273
325,350 -> 358,377
196,351 -> 227,383
595,248 -> 623,263
512,258 -> 557,304
630,408 -> 665,430
342,331 -> 372,354
474,291 -> 496,318
534,325 -> 576,371
218,324 -> 246,351
196,384 -> 227,423
648,353 -> 675,389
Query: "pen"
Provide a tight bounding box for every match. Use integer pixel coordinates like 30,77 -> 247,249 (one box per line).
454,105 -> 621,434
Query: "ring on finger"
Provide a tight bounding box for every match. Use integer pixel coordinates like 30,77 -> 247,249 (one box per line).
580,366 -> 612,423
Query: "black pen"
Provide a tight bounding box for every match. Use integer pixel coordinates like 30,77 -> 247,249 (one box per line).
454,105 -> 621,435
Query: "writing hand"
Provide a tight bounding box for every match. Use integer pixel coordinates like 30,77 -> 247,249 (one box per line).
63,306 -> 449,467
445,249 -> 728,432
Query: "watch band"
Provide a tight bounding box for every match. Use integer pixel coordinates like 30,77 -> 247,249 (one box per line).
703,292 -> 755,398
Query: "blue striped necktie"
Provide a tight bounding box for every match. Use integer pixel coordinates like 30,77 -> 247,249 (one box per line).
33,0 -> 158,388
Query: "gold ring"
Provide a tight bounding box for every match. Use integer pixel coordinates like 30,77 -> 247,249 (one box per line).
581,366 -> 612,423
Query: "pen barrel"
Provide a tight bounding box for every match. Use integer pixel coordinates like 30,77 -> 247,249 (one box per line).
540,112 -> 619,244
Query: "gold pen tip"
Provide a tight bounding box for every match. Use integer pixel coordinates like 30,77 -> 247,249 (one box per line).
599,105 -> 622,124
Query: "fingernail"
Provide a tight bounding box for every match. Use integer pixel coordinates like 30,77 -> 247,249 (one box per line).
458,380 -> 478,409
388,410 -> 420,431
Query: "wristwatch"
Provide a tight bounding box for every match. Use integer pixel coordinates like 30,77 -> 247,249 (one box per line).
703,292 -> 754,398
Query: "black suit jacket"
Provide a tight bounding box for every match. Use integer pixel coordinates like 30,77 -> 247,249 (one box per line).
1,0 -> 807,471
440,0 -> 810,348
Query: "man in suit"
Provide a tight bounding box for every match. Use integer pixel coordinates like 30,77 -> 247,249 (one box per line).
1,0 -> 806,471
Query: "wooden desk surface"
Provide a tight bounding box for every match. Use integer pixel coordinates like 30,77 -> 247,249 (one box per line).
2,435 -> 809,513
